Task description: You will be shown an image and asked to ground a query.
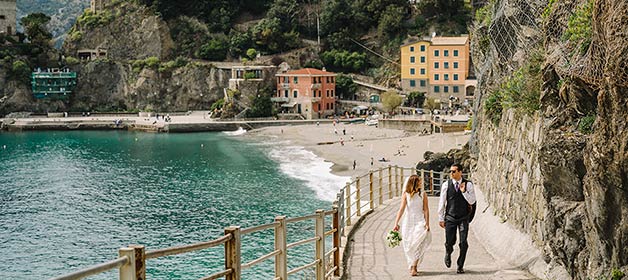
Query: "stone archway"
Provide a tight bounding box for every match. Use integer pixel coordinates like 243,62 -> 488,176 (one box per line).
465,85 -> 476,98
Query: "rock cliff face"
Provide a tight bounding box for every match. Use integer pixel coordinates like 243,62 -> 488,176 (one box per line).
63,1 -> 174,60
69,60 -> 231,112
470,0 -> 628,278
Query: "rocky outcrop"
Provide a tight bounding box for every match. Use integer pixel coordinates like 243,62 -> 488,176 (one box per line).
68,60 -> 231,112
63,1 -> 174,60
470,0 -> 628,279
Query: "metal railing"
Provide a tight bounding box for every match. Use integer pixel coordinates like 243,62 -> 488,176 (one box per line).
50,167 -> 449,280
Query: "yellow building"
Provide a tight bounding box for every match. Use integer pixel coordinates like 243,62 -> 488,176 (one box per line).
400,35 -> 476,104
400,40 -> 430,92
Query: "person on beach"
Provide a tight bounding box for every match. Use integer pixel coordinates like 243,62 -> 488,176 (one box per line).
393,175 -> 431,276
438,164 -> 476,274
353,160 -> 356,170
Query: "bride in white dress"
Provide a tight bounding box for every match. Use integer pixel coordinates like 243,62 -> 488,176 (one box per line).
393,175 -> 432,276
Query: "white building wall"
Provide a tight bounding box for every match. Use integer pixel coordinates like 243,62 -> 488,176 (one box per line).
0,0 -> 16,35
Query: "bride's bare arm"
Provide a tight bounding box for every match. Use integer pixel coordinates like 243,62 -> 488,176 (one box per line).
423,192 -> 430,231
393,193 -> 407,231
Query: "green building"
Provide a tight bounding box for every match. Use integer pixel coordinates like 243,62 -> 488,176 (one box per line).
31,69 -> 77,99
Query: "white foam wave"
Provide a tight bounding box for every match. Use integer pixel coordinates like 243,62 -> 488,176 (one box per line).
223,127 -> 247,136
266,145 -> 349,201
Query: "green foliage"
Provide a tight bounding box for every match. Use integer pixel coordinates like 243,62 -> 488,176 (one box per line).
377,5 -> 407,39
416,0 -> 471,35
246,48 -> 257,60
466,118 -> 473,130
197,37 -> 228,61
474,0 -> 494,26
243,72 -> 257,79
484,50 -> 544,125
335,74 -> 357,100
229,31 -> 253,58
424,97 -> 439,111
405,91 -> 426,107
304,59 -> 324,69
563,0 -> 593,54
210,98 -> 225,111
266,0 -> 299,33
158,57 -> 188,72
77,9 -> 114,29
578,114 -> 595,134
611,268 -> 625,280
20,13 -> 53,47
542,0 -> 557,20
169,17 -> 212,58
65,56 -> 80,65
247,88 -> 274,118
381,91 -> 403,113
68,30 -> 83,42
320,50 -> 368,73
10,60 -> 31,83
251,18 -> 301,54
145,56 -> 160,68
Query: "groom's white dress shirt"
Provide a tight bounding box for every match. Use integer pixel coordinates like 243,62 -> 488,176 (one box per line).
438,179 -> 476,222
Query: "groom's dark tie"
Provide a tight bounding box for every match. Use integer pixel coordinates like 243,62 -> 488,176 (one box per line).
455,182 -> 460,192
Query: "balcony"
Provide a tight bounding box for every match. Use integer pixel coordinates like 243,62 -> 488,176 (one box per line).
271,97 -> 290,103
280,83 -> 290,89
310,83 -> 321,89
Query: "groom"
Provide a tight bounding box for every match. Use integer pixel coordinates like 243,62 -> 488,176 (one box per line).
438,164 -> 476,274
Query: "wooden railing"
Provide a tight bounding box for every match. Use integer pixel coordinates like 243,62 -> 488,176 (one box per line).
49,167 -> 450,280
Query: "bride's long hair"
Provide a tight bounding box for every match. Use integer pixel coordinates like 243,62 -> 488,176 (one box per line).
405,175 -> 422,197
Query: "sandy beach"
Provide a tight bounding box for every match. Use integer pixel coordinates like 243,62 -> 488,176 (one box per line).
247,122 -> 470,179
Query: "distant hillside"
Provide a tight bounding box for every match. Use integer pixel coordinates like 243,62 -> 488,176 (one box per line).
16,0 -> 89,48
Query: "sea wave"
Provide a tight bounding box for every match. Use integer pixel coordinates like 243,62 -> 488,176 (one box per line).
265,144 -> 349,201
223,127 -> 247,136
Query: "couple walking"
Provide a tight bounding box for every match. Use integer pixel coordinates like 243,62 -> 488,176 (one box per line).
392,164 -> 476,276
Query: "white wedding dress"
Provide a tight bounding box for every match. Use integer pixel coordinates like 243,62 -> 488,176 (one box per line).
400,191 -> 432,267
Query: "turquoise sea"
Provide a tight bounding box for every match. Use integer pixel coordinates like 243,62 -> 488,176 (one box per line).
0,131 -> 348,279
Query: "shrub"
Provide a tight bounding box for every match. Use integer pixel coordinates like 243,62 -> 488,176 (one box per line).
197,38 -> 228,61
210,99 -> 225,111
563,0 -> 593,54
484,49 -> 543,125
10,60 -> 31,83
144,56 -> 160,68
246,48 -> 257,60
65,56 -> 80,65
578,114 -> 595,134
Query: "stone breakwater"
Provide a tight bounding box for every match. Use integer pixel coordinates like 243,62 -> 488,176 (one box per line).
0,117 -> 330,133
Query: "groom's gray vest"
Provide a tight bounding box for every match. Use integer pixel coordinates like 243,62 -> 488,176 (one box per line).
445,178 -> 470,222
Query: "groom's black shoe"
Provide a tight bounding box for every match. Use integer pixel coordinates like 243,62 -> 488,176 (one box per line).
444,254 -> 451,268
457,267 -> 465,274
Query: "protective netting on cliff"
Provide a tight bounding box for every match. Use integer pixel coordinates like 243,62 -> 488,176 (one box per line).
477,0 -> 628,88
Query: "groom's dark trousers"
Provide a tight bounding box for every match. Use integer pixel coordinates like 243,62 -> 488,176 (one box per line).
445,218 -> 469,268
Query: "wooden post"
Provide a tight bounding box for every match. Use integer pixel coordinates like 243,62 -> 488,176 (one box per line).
430,170 -> 434,195
388,165 -> 392,199
274,216 -> 287,280
400,168 -> 405,196
369,172 -> 374,210
225,226 -> 241,280
345,182 -> 352,226
128,245 -> 145,280
119,247 -> 136,280
336,193 -> 344,236
394,166 -> 399,196
332,205 -> 340,276
378,168 -> 383,205
420,169 -> 425,195
356,179 -> 361,217
315,209 -> 326,280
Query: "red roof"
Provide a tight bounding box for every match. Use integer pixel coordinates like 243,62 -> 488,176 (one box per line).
281,68 -> 336,76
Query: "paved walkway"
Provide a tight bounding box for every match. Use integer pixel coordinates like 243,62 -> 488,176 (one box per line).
345,197 -> 538,279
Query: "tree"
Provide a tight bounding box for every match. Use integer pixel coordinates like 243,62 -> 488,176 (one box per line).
266,0 -> 299,33
247,88 -> 274,118
424,97 -> 439,111
335,74 -> 357,100
377,5 -> 407,39
406,92 -> 426,107
197,37 -> 228,61
381,91 -> 403,113
20,13 -> 52,47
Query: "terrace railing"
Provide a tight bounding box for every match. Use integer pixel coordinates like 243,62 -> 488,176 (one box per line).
50,167 -> 450,280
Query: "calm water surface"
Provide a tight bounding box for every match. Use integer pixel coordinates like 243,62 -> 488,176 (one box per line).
0,131 -> 336,279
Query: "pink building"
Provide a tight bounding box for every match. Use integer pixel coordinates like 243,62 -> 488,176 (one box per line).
273,68 -> 337,119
